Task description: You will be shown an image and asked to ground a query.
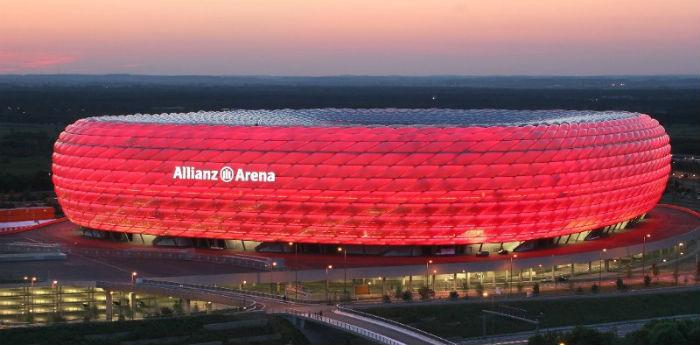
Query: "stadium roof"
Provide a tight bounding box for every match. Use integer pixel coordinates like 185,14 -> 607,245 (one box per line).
90,109 -> 639,128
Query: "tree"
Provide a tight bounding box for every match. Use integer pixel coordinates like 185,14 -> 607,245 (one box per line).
652,263 -> 660,281
475,282 -> 484,297
394,286 -> 403,299
616,278 -> 626,291
418,286 -> 434,300
401,290 -> 412,301
448,291 -> 459,300
532,283 -> 540,296
647,321 -> 687,345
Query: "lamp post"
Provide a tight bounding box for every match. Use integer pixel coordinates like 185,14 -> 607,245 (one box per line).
337,247 -> 348,296
599,248 -> 606,287
31,276 -> 36,288
509,254 -> 518,297
52,280 -> 59,315
289,242 -> 298,300
426,259 -> 433,287
131,272 -> 138,286
642,233 -> 650,277
325,265 -> 333,303
675,242 -> 684,285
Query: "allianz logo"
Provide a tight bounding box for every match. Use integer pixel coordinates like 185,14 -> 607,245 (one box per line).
172,166 -> 276,183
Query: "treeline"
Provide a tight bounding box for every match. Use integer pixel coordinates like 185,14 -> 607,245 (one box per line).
1,85 -> 699,126
529,319 -> 700,345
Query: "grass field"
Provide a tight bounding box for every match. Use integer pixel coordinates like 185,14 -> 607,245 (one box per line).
363,290 -> 700,339
0,311 -> 308,345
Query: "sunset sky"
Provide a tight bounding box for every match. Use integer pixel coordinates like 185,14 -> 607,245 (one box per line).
1,0 -> 699,75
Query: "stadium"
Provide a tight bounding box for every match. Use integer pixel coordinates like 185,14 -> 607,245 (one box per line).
51,109 -> 671,254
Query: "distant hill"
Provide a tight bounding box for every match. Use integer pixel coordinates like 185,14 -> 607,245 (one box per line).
1,74 -> 699,89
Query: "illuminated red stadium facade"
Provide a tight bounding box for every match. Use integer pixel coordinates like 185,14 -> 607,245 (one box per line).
52,109 -> 671,246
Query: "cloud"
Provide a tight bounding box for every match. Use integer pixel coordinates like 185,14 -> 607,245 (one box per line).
0,51 -> 78,73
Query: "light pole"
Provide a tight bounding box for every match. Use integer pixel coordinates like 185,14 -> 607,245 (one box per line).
599,248 -> 606,287
31,276 -> 36,288
52,280 -> 59,316
337,246 -> 348,296
512,256 -> 518,294
131,272 -> 138,286
426,259 -> 433,287
642,233 -> 650,277
289,242 -> 298,300
675,242 -> 684,285
271,262 -> 278,295
325,265 -> 333,303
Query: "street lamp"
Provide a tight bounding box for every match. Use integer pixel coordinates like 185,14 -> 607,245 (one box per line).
642,233 -> 651,277
509,254 -> 518,297
325,265 -> 333,303
337,246 -> 348,296
131,272 -> 138,285
426,259 -> 433,287
289,242 -> 298,300
31,276 -> 37,288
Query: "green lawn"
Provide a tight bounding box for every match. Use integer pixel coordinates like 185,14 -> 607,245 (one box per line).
0,312 -> 308,345
363,290 -> 700,339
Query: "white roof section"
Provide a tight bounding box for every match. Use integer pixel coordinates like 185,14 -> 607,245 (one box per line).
90,109 -> 640,128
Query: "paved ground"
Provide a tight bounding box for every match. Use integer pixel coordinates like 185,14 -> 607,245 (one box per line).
0,204 -> 698,287
0,222 -> 257,284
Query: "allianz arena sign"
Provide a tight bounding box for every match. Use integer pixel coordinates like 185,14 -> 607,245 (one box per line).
172,166 -> 276,183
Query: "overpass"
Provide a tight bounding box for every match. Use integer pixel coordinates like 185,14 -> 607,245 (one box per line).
107,279 -> 456,345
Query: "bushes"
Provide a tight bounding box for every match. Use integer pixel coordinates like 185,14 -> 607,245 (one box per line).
528,319 -> 700,345
401,290 -> 413,301
532,283 -> 540,296
616,278 -> 626,291
418,286 -> 435,300
475,282 -> 484,297
448,291 -> 459,300
382,294 -> 391,303
591,284 -> 600,294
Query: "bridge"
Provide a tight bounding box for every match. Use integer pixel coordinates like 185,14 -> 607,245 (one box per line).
104,279 -> 456,345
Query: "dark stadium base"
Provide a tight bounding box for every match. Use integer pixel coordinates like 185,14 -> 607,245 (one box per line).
76,214 -> 646,257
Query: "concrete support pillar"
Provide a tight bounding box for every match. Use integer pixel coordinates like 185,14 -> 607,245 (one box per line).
381,277 -> 386,295
453,273 -> 457,291
552,266 -> 557,288
184,299 -> 191,315
570,264 -> 575,289
491,271 -> 496,287
466,272 -> 471,289
105,290 -> 113,321
588,261 -> 592,271
128,292 -> 136,320
480,272 -> 484,285
529,268 -> 534,282
408,275 -> 413,291
604,259 -> 610,272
